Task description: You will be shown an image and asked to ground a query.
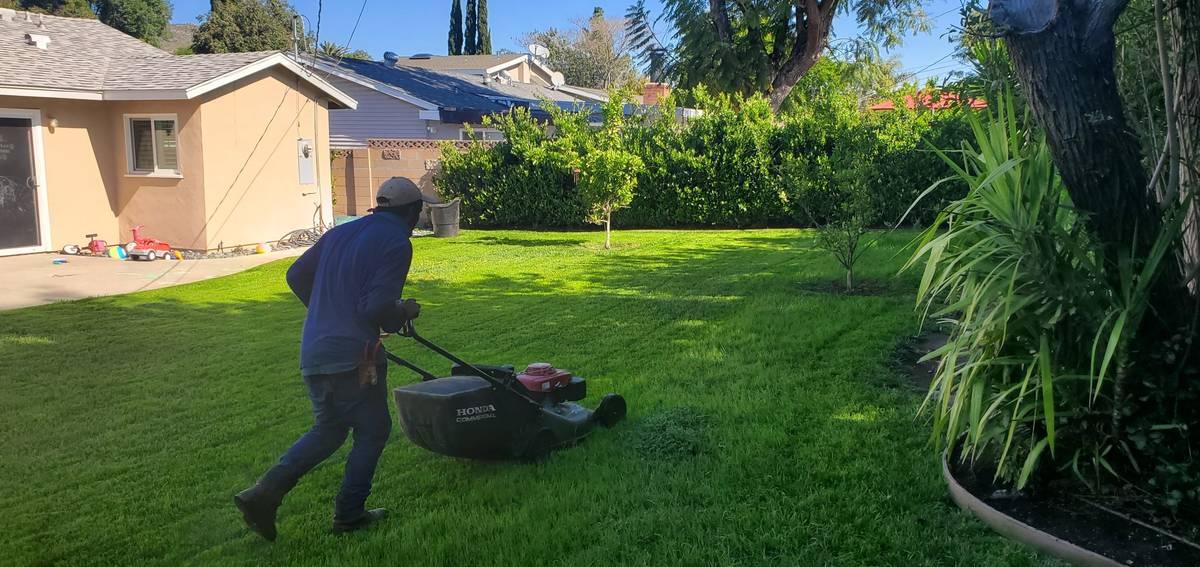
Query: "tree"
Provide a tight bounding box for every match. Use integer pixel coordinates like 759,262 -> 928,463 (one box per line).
578,94 -> 644,249
521,8 -> 642,89
318,41 -> 370,60
626,0 -> 929,111
989,0 -> 1162,264
476,0 -> 491,54
813,192 -> 877,291
448,0 -> 463,55
579,149 -> 643,249
192,0 -> 297,54
94,0 -> 171,46
464,0 -> 477,55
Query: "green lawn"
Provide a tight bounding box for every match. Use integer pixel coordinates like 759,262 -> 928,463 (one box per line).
0,230 -> 1049,566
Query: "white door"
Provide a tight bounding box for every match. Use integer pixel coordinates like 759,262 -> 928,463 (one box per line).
0,109 -> 50,255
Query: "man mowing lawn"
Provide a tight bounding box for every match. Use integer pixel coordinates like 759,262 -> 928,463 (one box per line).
234,177 -> 435,541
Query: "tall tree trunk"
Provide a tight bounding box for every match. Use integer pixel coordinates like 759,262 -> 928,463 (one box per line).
1178,0 -> 1200,286
766,0 -> 839,111
992,0 -> 1161,261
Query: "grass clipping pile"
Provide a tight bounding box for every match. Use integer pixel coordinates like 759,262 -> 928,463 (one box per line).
631,407 -> 711,461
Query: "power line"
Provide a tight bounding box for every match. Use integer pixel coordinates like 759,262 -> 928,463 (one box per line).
343,0 -> 368,51
896,51 -> 958,81
314,0 -> 369,82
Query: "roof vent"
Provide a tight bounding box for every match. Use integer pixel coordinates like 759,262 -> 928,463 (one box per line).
383,51 -> 400,65
25,33 -> 51,50
409,53 -> 434,60
0,8 -> 15,21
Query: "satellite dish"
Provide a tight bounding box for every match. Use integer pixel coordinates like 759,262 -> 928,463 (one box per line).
550,71 -> 565,88
528,44 -> 550,59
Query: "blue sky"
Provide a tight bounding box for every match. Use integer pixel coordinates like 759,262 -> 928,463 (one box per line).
170,0 -> 967,83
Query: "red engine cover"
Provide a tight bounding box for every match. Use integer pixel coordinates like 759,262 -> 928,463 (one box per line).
517,363 -> 572,392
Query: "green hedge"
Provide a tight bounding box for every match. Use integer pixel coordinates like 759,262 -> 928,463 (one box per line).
435,91 -> 972,229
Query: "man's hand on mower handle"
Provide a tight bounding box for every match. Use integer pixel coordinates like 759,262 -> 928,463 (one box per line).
380,299 -> 421,334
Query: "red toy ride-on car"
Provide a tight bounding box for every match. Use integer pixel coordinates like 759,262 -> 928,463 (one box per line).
124,225 -> 173,261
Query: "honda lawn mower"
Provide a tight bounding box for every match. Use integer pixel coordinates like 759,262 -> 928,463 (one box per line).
385,322 -> 627,460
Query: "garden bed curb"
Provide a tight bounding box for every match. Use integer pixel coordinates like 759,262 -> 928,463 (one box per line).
942,457 -> 1123,567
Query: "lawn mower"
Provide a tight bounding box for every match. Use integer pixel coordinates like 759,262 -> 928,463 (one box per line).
386,321 -> 626,460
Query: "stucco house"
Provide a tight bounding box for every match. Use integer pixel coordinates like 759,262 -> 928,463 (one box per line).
0,9 -> 356,256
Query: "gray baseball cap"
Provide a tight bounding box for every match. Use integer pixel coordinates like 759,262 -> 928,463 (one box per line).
375,177 -> 441,208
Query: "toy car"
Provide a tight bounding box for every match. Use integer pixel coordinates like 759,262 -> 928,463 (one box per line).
124,225 -> 173,261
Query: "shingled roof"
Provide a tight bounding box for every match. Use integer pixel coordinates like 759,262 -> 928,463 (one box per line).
0,10 -> 355,108
392,54 -> 526,72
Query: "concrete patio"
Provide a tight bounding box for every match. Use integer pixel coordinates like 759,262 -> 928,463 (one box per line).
0,248 -> 305,311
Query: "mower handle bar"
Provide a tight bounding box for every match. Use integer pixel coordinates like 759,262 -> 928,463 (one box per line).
384,321 -> 544,408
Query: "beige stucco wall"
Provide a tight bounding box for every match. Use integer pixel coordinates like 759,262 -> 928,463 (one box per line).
0,96 -> 120,250
106,99 -> 208,249
198,68 -> 332,249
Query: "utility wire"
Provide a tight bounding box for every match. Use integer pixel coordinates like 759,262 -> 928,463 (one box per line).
316,0 -> 370,81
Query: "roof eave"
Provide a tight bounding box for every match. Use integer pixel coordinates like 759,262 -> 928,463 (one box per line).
186,53 -> 358,109
481,55 -> 533,75
0,86 -> 103,100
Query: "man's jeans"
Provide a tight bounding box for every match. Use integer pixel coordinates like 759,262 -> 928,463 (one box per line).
258,363 -> 392,522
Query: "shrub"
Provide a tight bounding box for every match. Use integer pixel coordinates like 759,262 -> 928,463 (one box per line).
435,91 -> 972,230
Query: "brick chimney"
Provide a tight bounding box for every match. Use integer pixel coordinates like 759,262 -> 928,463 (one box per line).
641,82 -> 671,106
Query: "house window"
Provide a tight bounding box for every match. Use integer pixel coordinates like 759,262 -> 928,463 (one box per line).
459,128 -> 505,141
125,115 -> 180,176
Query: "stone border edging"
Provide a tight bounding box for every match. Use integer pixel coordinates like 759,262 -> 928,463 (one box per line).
942,456 -> 1123,567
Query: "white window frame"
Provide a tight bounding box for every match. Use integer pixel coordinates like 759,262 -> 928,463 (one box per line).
459,127 -> 505,141
124,114 -> 181,178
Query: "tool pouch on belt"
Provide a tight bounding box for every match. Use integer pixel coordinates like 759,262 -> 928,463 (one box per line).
358,340 -> 382,387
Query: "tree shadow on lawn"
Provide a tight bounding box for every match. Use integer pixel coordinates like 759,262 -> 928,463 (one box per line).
0,234 -> 1036,566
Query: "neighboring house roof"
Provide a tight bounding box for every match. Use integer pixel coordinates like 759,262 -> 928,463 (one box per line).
869,92 -> 987,112
315,56 -> 512,118
440,71 -> 578,103
313,56 -> 618,124
394,54 -> 526,74
0,11 -> 355,108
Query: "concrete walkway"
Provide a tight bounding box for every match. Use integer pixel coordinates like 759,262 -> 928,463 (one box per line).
0,248 -> 305,311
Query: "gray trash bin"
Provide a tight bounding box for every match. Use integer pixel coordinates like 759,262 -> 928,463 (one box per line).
429,198 -> 461,238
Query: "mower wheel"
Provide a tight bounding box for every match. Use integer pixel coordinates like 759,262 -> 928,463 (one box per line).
146,250 -> 158,261
594,394 -> 627,428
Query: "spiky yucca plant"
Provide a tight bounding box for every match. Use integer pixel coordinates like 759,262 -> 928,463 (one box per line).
905,93 -> 1181,490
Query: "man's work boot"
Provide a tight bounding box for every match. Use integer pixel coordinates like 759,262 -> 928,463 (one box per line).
234,485 -> 280,542
332,508 -> 388,534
